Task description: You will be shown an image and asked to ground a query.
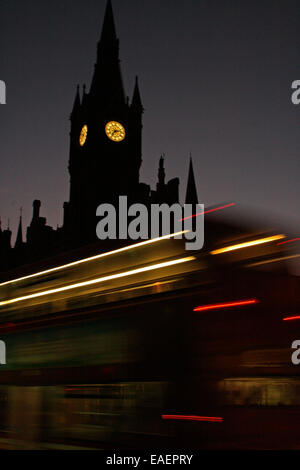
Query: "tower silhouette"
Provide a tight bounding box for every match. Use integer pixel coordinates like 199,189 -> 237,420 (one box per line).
0,0 -> 199,271
64,0 -> 145,245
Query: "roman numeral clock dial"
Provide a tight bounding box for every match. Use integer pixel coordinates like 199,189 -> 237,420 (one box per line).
105,121 -> 126,142
79,124 -> 88,146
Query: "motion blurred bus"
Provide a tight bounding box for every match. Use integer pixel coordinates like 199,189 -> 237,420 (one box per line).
0,219 -> 299,449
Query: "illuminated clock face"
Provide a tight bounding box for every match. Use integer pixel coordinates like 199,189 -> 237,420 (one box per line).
79,125 -> 88,146
105,121 -> 126,142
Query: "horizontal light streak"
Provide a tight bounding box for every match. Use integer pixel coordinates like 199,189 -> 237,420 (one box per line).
283,315 -> 300,322
193,299 -> 259,312
247,253 -> 300,267
0,231 -> 188,288
210,234 -> 285,255
162,415 -> 223,423
0,256 -> 195,307
277,238 -> 300,246
179,203 -> 235,221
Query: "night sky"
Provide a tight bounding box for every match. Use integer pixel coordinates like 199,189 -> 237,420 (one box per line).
1,0 -> 300,241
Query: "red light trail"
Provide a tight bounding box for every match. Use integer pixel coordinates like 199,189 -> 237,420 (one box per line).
162,415 -> 223,423
277,238 -> 300,246
179,202 -> 236,221
283,315 -> 300,322
193,299 -> 259,312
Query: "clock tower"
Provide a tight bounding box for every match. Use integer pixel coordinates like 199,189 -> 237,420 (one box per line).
64,0 -> 144,244
0,0 -> 185,269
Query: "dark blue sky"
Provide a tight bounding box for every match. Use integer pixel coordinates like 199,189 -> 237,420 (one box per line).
0,0 -> 300,241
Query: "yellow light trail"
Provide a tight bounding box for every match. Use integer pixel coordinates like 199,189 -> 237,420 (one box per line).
0,256 -> 195,307
0,231 -> 188,288
247,253 -> 300,267
210,234 -> 285,255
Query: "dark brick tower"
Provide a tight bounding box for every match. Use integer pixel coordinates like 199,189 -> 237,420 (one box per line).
64,0 -> 144,245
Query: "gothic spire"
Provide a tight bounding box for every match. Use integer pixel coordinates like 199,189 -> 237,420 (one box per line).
14,213 -> 23,249
90,0 -> 125,104
185,156 -> 198,205
131,76 -> 143,112
70,85 -> 81,120
98,0 -> 117,53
